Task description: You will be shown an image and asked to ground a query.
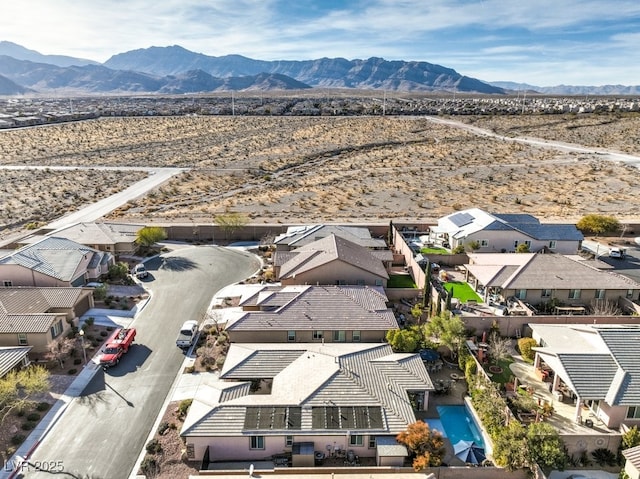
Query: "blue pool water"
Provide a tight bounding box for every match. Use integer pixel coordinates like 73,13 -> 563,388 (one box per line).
426,405 -> 485,448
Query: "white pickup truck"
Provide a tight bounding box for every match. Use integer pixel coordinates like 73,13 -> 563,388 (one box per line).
176,320 -> 199,349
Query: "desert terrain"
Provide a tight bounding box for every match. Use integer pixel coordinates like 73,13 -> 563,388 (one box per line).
1,113 -> 640,237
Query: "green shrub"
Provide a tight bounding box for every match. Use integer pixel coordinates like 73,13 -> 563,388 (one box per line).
140,455 -> 159,477
158,422 -> 170,435
178,399 -> 193,418
100,330 -> 108,337
26,413 -> 40,422
146,438 -> 162,454
36,402 -> 50,411
11,434 -> 25,445
21,422 -> 35,431
74,358 -> 82,365
67,368 -> 77,375
85,316 -> 95,327
517,338 -> 538,363
592,447 -> 616,466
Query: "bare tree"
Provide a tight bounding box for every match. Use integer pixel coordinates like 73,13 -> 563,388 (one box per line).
46,336 -> 76,367
488,332 -> 511,365
590,299 -> 621,316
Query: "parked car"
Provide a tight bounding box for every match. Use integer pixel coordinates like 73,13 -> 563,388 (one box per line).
609,247 -> 626,259
176,320 -> 199,349
133,263 -> 148,278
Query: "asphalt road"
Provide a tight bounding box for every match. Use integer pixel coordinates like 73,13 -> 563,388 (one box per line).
25,245 -> 260,479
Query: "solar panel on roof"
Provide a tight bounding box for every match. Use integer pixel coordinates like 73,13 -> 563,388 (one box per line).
312,407 -> 325,429
341,406 -> 355,429
368,407 -> 383,428
288,407 -> 301,429
272,407 -> 287,429
326,406 -> 340,429
449,212 -> 475,227
244,406 -> 260,429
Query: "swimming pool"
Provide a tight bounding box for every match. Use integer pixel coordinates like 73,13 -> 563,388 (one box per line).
426,405 -> 485,448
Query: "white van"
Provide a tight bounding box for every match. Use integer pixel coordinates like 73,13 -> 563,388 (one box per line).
133,263 -> 148,278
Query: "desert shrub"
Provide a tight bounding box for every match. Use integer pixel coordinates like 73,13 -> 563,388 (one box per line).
74,358 -> 82,365
22,422 -> 35,431
178,399 -> 193,419
140,455 -> 159,477
67,368 -> 77,375
592,447 -> 616,467
158,422 -> 170,435
146,438 -> 162,454
85,316 -> 95,327
26,413 -> 40,422
36,402 -> 50,411
11,434 -> 25,445
517,338 -> 538,362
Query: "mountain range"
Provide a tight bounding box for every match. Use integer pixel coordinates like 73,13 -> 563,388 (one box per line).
0,41 -> 637,96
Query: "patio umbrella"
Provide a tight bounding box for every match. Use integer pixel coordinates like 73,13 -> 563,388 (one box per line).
453,440 -> 486,465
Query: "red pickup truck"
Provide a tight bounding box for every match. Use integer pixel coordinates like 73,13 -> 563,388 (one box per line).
99,328 -> 136,368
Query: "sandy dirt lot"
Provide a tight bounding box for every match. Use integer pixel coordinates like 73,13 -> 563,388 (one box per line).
1,113 -> 640,233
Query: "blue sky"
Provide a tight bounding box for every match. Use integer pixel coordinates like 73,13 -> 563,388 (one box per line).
2,0 -> 640,86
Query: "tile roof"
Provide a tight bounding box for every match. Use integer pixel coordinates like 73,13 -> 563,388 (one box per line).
0,346 -> 32,377
466,253 -> 640,290
48,222 -> 143,245
277,234 -> 389,280
531,324 -> 640,406
0,287 -> 84,334
623,445 -> 640,469
274,224 -> 386,249
227,285 -> 398,332
182,343 -> 433,437
437,209 -> 583,242
0,237 -> 104,282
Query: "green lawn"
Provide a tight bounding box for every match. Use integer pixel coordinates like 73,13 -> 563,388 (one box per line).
387,274 -> 417,288
486,357 -> 515,385
420,247 -> 449,255
443,281 -> 483,303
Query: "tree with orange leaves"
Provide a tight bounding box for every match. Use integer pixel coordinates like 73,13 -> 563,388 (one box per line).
396,420 -> 445,471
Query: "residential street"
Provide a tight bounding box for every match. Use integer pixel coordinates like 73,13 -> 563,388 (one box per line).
24,246 -> 260,479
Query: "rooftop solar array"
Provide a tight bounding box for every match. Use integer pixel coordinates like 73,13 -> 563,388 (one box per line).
311,406 -> 383,430
449,212 -> 475,227
244,406 -> 302,430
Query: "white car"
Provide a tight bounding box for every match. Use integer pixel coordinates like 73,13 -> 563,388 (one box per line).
609,247 -> 625,259
133,263 -> 148,278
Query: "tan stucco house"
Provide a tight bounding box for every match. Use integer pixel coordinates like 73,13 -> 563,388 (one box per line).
274,234 -> 390,287
226,284 -> 398,343
181,342 -> 432,466
0,287 -> 93,353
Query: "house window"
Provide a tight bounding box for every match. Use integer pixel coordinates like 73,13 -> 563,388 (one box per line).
375,279 -> 383,286
50,320 -> 63,339
596,289 -> 606,300
3,280 -> 11,287
349,435 -> 364,447
285,435 -> 293,447
333,330 -> 346,342
515,289 -> 527,300
17,333 -> 28,345
541,289 -> 552,298
627,407 -> 640,419
480,240 -> 488,247
568,289 -> 581,300
627,289 -> 635,299
352,330 -> 361,342
549,240 -> 557,249
250,436 -> 265,450
312,330 -> 324,340
368,437 -> 377,449
357,279 -> 365,286
287,331 -> 296,342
